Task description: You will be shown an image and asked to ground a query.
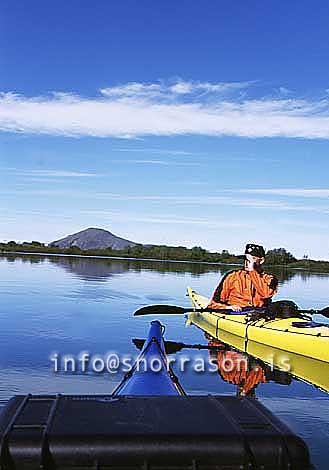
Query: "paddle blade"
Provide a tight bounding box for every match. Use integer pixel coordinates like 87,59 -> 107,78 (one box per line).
132,338 -> 145,350
132,338 -> 185,354
164,341 -> 186,354
134,305 -> 187,316
319,306 -> 329,319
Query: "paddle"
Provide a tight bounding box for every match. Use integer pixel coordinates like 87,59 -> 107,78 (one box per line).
133,304 -> 256,316
298,307 -> 329,318
134,304 -> 329,319
132,338 -> 226,354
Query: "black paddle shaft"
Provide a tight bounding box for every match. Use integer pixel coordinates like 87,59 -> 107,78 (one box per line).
134,304 -> 228,316
133,338 -> 226,354
134,304 -> 329,319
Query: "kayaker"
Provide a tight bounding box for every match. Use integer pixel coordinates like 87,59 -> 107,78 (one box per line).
208,243 -> 278,312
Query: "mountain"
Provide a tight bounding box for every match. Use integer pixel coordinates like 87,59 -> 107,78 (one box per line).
49,228 -> 138,250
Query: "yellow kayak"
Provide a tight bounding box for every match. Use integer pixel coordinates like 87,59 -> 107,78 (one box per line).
186,288 -> 329,392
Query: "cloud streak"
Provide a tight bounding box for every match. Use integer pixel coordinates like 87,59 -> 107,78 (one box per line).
237,188 -> 329,198
111,159 -> 202,166
2,189 -> 329,214
7,169 -> 101,178
99,79 -> 253,99
115,147 -> 196,156
81,209 -> 248,229
1,80 -> 329,139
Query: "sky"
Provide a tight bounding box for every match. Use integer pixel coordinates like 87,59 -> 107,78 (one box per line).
1,0 -> 329,259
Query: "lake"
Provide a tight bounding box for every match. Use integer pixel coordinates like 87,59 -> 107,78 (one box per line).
0,253 -> 328,468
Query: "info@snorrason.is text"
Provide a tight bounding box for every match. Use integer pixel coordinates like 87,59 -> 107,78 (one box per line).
49,352 -> 292,374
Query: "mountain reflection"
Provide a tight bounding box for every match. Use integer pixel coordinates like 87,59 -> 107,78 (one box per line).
48,257 -> 128,281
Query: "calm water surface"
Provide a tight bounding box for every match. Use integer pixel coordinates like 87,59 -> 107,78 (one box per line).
0,254 -> 328,468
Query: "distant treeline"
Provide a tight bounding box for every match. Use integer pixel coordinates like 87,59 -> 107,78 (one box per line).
1,241 -> 329,272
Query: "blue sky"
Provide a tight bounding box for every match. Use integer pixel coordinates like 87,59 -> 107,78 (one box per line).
1,0 -> 329,259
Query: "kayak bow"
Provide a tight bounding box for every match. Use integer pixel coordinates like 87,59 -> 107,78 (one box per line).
113,320 -> 185,396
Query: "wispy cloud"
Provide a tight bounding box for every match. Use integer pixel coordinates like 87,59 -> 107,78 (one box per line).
112,159 -> 202,166
6,169 -> 100,178
89,193 -> 329,212
3,189 -> 328,214
114,147 -> 260,161
116,159 -> 170,165
0,206 -> 248,230
81,209 -> 248,229
277,87 -> 291,96
100,79 -> 253,99
1,80 -> 329,139
115,147 -> 196,156
169,79 -> 254,95
237,188 -> 329,198
0,207 -> 75,219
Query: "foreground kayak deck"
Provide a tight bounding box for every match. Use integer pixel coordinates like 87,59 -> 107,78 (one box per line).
0,394 -> 311,469
186,288 -> 329,392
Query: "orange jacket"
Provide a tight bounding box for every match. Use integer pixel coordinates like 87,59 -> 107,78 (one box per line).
208,342 -> 267,396
209,269 -> 278,308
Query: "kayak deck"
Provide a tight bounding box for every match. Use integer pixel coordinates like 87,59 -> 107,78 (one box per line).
0,394 -> 310,469
186,288 -> 329,392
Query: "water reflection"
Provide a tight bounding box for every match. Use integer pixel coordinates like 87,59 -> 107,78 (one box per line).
1,253 -> 231,279
208,339 -> 292,397
49,257 -> 128,281
2,253 -> 325,285
0,253 -> 328,468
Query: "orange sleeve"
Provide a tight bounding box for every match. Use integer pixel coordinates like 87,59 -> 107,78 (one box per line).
242,367 -> 267,395
208,272 -> 233,308
249,271 -> 278,299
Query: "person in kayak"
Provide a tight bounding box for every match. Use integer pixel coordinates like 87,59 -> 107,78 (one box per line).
208,243 -> 278,312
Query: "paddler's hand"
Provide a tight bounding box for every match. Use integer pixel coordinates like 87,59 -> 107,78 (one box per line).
229,305 -> 242,312
207,301 -> 224,309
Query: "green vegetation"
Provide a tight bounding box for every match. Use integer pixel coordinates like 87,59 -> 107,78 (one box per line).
0,241 -> 240,264
1,241 -> 329,272
265,248 -> 297,265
